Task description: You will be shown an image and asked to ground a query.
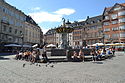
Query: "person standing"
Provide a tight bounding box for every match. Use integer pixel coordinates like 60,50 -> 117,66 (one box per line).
91,49 -> 96,62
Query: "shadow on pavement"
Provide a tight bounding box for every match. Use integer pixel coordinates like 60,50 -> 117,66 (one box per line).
0,56 -> 10,60
48,58 -> 68,63
92,61 -> 103,64
0,53 -> 15,56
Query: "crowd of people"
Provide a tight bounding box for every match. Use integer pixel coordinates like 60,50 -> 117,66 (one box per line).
15,49 -> 49,63
71,47 -> 115,62
15,46 -> 116,63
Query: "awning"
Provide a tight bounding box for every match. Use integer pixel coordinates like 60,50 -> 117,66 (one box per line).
4,44 -> 21,47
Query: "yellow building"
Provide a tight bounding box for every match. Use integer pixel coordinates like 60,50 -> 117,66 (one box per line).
25,16 -> 41,46
0,0 -> 26,51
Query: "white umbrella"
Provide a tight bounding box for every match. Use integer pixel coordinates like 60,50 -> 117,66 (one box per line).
92,43 -> 104,46
46,44 -> 56,48
32,44 -> 38,48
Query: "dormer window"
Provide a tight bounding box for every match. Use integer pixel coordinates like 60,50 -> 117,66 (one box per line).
111,14 -> 117,19
114,6 -> 122,11
105,16 -> 109,20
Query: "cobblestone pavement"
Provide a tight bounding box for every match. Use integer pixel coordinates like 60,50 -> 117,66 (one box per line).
0,52 -> 125,83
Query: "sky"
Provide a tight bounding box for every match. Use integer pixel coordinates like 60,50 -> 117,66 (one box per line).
5,0 -> 125,34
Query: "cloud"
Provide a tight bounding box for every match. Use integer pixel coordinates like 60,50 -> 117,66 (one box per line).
54,8 -> 76,15
29,12 -> 62,23
31,7 -> 41,11
28,8 -> 76,23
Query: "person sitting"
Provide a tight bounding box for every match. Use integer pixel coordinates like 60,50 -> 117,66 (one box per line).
72,51 -> 79,62
96,50 -> 102,60
79,49 -> 84,62
31,50 -> 37,63
15,51 -> 23,60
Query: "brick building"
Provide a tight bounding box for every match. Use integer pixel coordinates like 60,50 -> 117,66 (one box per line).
103,3 -> 125,43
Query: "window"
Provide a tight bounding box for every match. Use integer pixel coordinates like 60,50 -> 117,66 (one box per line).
9,19 -> 14,24
118,11 -> 125,16
120,32 -> 125,37
104,28 -> 110,32
105,16 -> 109,20
119,18 -> 125,23
97,26 -> 102,29
2,7 -> 5,12
104,34 -> 110,39
91,26 -> 97,30
119,25 -> 125,30
112,20 -> 118,24
103,22 -> 110,26
20,31 -> 22,35
111,14 -> 117,19
3,25 -> 6,32
0,6 -> 2,11
98,20 -> 101,22
2,16 -> 8,22
9,27 -> 12,33
112,34 -> 119,38
114,7 -> 122,11
15,29 -> 17,34
112,27 -> 119,31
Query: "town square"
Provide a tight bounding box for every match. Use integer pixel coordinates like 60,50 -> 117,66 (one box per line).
0,0 -> 125,83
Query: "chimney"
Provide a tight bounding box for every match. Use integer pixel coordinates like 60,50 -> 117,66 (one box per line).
87,16 -> 89,19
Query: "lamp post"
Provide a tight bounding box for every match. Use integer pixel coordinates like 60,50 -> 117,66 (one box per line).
21,34 -> 24,51
102,33 -> 105,44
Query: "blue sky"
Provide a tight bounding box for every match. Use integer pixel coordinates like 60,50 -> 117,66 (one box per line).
5,0 -> 125,34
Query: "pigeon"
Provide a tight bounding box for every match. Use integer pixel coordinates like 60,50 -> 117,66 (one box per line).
45,63 -> 50,67
45,64 -> 48,67
23,64 -> 25,67
36,63 -> 38,66
39,64 -> 41,67
30,63 -> 32,65
50,65 -> 54,68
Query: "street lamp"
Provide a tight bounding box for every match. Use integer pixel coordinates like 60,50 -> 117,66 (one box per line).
102,33 -> 105,44
21,33 -> 24,51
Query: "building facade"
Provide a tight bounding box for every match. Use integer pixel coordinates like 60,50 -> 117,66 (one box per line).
85,15 -> 103,45
69,15 -> 103,48
0,0 -> 43,52
25,16 -> 42,46
103,3 -> 125,44
44,29 -> 57,45
0,0 -> 26,51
